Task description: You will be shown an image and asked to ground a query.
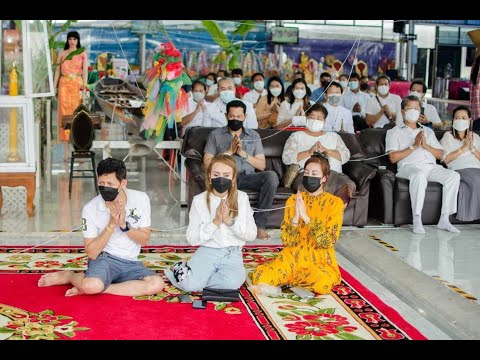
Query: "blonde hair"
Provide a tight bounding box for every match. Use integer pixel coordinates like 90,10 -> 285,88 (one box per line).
205,154 -> 238,218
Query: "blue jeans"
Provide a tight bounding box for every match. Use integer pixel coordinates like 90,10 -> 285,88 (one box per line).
164,246 -> 245,292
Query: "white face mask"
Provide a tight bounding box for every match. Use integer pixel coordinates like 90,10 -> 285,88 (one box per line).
192,91 -> 205,102
206,79 -> 214,87
404,109 -> 420,123
377,85 -> 389,96
293,89 -> 306,99
306,119 -> 324,132
327,94 -> 342,106
253,80 -> 265,91
233,77 -> 242,86
219,90 -> 236,104
339,80 -> 348,89
409,91 -> 423,100
270,87 -> 282,97
348,81 -> 359,90
452,119 -> 470,131
217,76 -> 222,82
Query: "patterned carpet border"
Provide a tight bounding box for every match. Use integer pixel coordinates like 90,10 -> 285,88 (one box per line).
0,245 -> 426,340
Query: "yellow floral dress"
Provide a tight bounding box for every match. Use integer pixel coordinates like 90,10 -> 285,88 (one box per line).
252,191 -> 344,294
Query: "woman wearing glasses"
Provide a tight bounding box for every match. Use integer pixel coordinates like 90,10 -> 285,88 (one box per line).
252,153 -> 344,295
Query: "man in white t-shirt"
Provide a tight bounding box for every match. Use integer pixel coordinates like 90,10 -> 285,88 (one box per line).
365,75 -> 402,128
323,81 -> 355,134
386,96 -> 460,235
243,72 -> 267,107
38,158 -> 164,297
340,73 -> 371,131
399,80 -> 442,129
203,77 -> 258,129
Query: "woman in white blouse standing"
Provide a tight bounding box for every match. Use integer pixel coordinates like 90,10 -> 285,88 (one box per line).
440,105 -> 480,221
275,78 -> 314,129
165,154 -> 257,292
282,103 -> 356,206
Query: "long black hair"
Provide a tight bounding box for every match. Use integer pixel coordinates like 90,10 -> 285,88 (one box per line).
64,31 -> 81,50
266,76 -> 285,105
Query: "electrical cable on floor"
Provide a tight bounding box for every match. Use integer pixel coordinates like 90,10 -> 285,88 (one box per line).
13,225 -> 83,253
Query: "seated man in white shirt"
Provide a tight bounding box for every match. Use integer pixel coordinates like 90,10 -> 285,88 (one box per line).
386,95 -> 461,235
180,80 -> 212,137
365,75 -> 402,128
243,72 -> 267,107
323,81 -> 355,134
38,158 -> 164,296
405,80 -> 442,130
203,77 -> 258,129
340,73 -> 371,131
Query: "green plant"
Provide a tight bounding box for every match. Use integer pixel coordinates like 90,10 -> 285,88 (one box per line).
201,20 -> 256,71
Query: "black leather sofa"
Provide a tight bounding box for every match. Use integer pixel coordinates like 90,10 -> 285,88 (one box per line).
181,127 -> 377,228
359,128 -> 480,225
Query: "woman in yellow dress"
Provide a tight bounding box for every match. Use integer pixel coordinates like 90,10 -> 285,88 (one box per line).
252,153 -> 344,294
53,31 -> 88,158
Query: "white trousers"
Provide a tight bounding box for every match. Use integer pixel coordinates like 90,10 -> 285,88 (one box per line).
396,164 -> 460,216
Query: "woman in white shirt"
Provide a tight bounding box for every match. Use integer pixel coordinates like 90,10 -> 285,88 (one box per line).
180,80 -> 211,137
282,103 -> 355,206
275,78 -> 314,129
440,106 -> 480,221
165,154 -> 257,292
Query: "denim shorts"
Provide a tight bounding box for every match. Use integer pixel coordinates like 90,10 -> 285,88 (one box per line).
85,251 -> 155,290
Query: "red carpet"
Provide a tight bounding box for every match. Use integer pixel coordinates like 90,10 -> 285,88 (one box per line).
0,274 -> 264,340
0,246 -> 426,340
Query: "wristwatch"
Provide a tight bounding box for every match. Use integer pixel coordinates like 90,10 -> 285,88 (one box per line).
409,145 -> 415,151
242,152 -> 249,161
227,218 -> 236,227
119,221 -> 131,232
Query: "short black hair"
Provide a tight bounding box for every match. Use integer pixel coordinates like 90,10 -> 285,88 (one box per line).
226,100 -> 246,114
97,158 -> 127,182
320,72 -> 331,79
376,75 -> 391,85
192,80 -> 207,91
349,72 -> 360,80
410,80 -> 427,93
231,68 -> 243,76
327,81 -> 343,94
251,72 -> 264,82
306,103 -> 328,118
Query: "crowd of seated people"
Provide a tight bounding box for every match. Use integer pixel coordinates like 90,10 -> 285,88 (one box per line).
178,70 -> 480,236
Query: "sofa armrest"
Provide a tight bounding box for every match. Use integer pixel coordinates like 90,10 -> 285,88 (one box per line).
375,167 -> 396,183
184,158 -> 205,185
343,161 -> 377,194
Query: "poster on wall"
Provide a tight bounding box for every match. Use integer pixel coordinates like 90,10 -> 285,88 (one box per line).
279,38 -> 396,78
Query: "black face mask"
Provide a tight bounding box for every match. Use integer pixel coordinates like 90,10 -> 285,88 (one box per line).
227,119 -> 244,132
321,80 -> 329,89
99,186 -> 120,202
360,83 -> 369,91
302,176 -> 322,193
211,177 -> 232,193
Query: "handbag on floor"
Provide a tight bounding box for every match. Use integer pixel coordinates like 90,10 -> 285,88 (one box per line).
202,287 -> 240,302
